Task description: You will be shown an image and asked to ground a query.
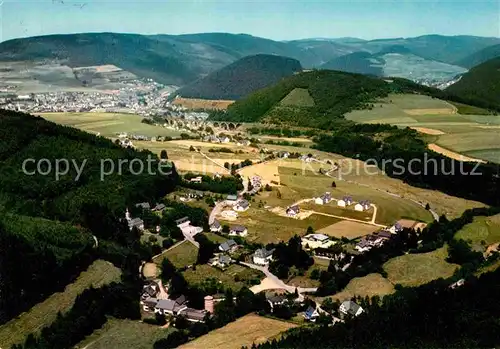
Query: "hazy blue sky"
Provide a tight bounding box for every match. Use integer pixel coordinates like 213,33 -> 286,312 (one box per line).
1,0 -> 499,42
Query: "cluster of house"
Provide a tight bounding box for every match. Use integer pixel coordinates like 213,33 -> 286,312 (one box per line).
304,300 -> 364,322
202,134 -> 231,143
210,239 -> 239,269
334,196 -> 372,212
141,281 -> 208,323
125,202 -> 166,231
176,216 -> 203,237
354,220 -> 410,253
179,191 -> 205,202
209,218 -> 249,238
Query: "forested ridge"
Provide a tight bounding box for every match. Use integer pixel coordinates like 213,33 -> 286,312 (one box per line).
0,109 -> 178,325
176,54 -> 302,100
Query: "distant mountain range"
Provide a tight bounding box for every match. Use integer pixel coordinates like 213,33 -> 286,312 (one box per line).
457,44 -> 500,68
0,32 -> 499,86
175,54 -> 302,100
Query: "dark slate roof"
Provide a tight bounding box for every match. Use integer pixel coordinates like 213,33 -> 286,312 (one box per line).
267,294 -> 286,304
219,239 -> 237,252
254,248 -> 274,258
174,295 -> 187,305
231,225 -> 247,232
357,240 -> 371,248
342,196 -> 353,201
175,217 -> 190,225
180,308 -> 207,321
152,203 -> 166,211
155,299 -> 177,311
288,205 -> 300,212
136,202 -> 151,209
143,297 -> 158,308
211,219 -> 221,228
217,255 -> 232,265
377,230 -> 392,239
237,200 -> 250,208
129,218 -> 144,227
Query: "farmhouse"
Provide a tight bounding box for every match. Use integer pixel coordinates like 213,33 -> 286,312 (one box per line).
154,298 -> 187,316
339,300 -> 364,318
210,219 -> 222,232
190,176 -> 203,183
234,199 -> 250,212
355,239 -> 372,253
211,254 -> 232,269
388,221 -> 403,234
229,225 -> 248,237
315,192 -> 332,205
286,205 -> 300,217
136,202 -> 151,210
266,294 -> 287,309
145,297 -> 208,323
354,200 -> 371,212
338,196 -> 353,207
152,203 -> 166,212
219,239 -> 238,253
303,306 -> 320,322
253,247 -> 275,265
128,217 -> 145,231
301,234 -> 336,250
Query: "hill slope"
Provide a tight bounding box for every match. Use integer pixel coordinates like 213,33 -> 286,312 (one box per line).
446,57 -> 500,110
320,51 -> 384,76
175,54 -> 302,100
210,70 -> 400,128
457,44 -> 500,68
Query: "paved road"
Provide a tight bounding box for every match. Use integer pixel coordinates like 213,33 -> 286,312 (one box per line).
241,262 -> 317,295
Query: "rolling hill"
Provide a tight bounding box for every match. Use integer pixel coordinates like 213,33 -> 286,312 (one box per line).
446,57 -> 500,110
0,33 -> 499,86
209,70 -> 410,128
457,44 -> 500,68
175,54 -> 302,100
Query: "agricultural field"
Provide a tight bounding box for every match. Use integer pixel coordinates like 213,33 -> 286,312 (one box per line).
0,260 -> 121,348
183,264 -> 264,291
330,273 -> 395,301
178,314 -> 296,349
153,240 -> 198,268
454,214 -> 500,254
40,112 -> 185,138
74,318 -> 174,349
383,246 -> 459,287
172,97 -> 235,110
318,220 -> 378,239
344,94 -> 500,163
278,166 -> 433,225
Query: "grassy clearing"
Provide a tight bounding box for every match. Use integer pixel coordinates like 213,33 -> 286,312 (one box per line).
454,214 -> 500,253
330,273 -> 395,301
178,313 -> 296,349
318,220 -> 378,239
278,166 -> 432,225
183,264 -> 264,291
205,232 -> 228,244
464,149 -> 500,163
74,318 -> 174,349
435,130 -> 500,153
220,206 -> 340,244
172,97 -> 234,110
301,202 -> 373,222
383,247 -> 459,287
41,112 -> 184,138
153,240 -> 198,268
449,101 -> 493,115
279,88 -> 315,107
0,260 -> 121,348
